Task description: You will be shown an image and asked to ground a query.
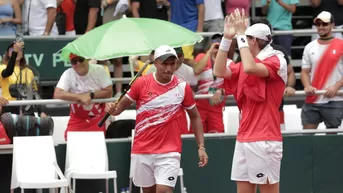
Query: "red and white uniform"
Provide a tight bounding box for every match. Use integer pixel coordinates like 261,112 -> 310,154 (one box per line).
56,64 -> 112,140
193,53 -> 226,133
225,45 -> 287,184
127,73 -> 195,187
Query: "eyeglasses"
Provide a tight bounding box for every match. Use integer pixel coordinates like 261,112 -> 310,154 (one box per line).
71,57 -> 85,65
315,22 -> 330,27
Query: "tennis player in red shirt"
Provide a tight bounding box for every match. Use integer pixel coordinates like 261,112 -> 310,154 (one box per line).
105,45 -> 208,193
213,9 -> 287,193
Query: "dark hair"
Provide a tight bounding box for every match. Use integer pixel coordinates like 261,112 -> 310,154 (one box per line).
3,43 -> 28,68
251,18 -> 273,33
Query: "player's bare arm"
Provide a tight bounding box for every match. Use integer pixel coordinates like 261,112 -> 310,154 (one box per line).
105,95 -> 133,116
186,106 -> 209,167
213,15 -> 234,78
233,9 -> 269,77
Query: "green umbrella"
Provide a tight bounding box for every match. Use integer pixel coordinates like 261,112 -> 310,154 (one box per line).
60,17 -> 203,61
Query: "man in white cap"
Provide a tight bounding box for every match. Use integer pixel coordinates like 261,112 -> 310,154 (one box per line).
105,45 -> 208,193
213,9 -> 287,193
301,11 -> 343,131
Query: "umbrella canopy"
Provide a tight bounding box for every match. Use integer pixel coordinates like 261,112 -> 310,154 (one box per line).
60,17 -> 203,60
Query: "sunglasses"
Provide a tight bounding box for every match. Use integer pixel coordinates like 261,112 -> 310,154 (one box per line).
71,57 -> 85,65
315,22 -> 330,27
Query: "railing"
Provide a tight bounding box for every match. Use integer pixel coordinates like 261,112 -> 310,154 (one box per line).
6,90 -> 343,106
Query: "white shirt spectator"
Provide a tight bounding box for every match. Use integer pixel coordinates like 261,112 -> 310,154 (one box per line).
302,40 -> 343,103
204,0 -> 223,21
22,0 -> 58,36
57,64 -> 112,94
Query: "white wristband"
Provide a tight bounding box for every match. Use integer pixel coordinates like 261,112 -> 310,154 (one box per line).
219,38 -> 232,52
237,35 -> 249,49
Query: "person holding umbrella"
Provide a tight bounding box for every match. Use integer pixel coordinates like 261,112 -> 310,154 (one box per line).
105,45 -> 208,193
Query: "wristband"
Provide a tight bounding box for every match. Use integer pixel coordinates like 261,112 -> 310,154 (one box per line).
219,38 -> 232,52
237,35 -> 249,49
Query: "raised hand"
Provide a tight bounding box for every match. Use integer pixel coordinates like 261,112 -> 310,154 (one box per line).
223,14 -> 236,40
233,9 -> 248,36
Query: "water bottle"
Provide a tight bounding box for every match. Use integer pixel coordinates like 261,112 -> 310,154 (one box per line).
121,188 -> 126,193
183,187 -> 187,193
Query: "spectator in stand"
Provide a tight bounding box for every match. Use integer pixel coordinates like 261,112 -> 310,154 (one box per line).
201,0 -> 224,50
74,0 -> 102,34
261,0 -> 298,56
0,0 -> 22,36
54,53 -> 112,140
0,41 -> 47,117
169,0 -> 204,66
224,0 -> 251,25
301,11 -> 343,130
21,0 -> 58,36
58,0 -> 76,35
310,0 -> 343,40
193,33 -> 227,133
131,0 -> 169,21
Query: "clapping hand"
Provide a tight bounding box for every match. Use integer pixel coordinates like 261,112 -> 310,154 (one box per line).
232,9 -> 248,36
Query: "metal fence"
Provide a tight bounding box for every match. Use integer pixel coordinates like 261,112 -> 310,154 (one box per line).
6,90 -> 343,106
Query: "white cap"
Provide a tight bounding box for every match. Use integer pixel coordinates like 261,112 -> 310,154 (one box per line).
154,45 -> 178,62
314,11 -> 333,23
245,23 -> 271,41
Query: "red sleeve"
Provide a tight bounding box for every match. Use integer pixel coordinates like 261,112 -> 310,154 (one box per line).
126,77 -> 143,102
262,56 -> 285,81
195,53 -> 206,62
182,83 -> 196,109
224,61 -> 241,95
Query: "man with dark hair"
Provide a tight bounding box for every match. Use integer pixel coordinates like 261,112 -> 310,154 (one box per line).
233,17 -> 296,130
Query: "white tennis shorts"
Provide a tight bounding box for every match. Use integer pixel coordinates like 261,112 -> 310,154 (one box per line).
130,152 -> 181,188
231,141 -> 283,184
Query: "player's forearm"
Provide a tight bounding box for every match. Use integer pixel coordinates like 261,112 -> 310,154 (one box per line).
191,116 -> 205,148
54,91 -> 81,102
300,70 -> 312,87
113,96 -> 133,115
239,47 -> 258,73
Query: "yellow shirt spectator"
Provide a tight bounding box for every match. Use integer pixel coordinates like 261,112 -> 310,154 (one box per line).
0,64 -> 36,101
